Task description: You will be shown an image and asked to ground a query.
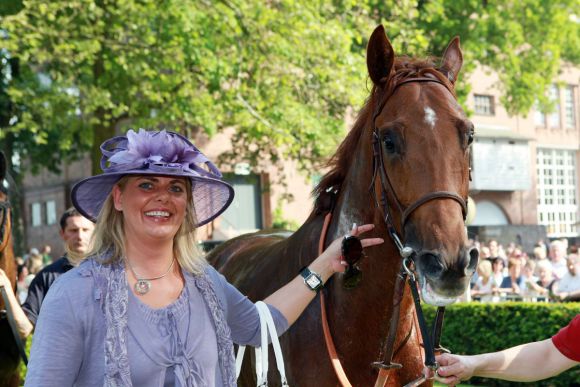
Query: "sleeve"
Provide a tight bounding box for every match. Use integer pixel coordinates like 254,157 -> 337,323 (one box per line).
24,276 -> 84,386
551,315 -> 580,362
21,272 -> 49,325
207,268 -> 289,347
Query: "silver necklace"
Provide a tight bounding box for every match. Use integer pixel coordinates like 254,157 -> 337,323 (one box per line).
126,257 -> 176,296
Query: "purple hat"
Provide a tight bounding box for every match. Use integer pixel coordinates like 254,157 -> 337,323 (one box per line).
71,129 -> 234,227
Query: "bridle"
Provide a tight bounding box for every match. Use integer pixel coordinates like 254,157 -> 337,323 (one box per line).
319,75 -> 470,387
0,197 -> 29,365
369,76 -> 468,255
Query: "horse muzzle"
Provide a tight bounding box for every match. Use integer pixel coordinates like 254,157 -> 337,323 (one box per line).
412,246 -> 479,306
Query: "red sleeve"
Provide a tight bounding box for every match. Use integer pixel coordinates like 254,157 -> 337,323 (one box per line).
552,314 -> 580,362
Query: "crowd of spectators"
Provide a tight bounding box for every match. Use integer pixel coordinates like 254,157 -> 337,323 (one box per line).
11,235 -> 580,306
13,244 -> 54,304
468,238 -> 580,303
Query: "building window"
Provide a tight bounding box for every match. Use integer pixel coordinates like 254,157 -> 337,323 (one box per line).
548,84 -> 561,129
46,200 -> 57,225
31,202 -> 42,227
534,100 -> 546,127
474,94 -> 495,116
565,85 -> 577,129
536,148 -> 578,237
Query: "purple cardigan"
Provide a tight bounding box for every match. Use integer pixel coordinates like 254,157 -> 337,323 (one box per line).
25,260 -> 288,386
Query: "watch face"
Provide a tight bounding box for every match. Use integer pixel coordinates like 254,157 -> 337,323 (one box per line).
306,274 -> 322,288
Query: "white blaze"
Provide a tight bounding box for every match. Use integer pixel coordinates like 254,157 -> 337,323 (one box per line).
424,107 -> 437,129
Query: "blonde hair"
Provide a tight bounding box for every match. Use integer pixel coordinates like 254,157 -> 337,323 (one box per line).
533,246 -> 547,260
86,176 -> 206,274
477,259 -> 492,279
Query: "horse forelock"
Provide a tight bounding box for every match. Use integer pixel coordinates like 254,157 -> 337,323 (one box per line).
312,56 -> 455,216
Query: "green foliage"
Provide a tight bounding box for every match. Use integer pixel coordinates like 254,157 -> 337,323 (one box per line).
1,0 -> 578,176
272,203 -> 299,231
424,302 -> 580,386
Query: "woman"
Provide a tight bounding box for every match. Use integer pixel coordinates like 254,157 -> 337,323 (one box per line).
470,260 -> 494,302
25,129 -> 383,386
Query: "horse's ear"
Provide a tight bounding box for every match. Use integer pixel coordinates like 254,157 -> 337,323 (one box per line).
0,151 -> 5,183
367,25 -> 395,86
440,36 -> 463,84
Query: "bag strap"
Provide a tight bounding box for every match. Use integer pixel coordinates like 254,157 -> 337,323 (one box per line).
235,301 -> 289,386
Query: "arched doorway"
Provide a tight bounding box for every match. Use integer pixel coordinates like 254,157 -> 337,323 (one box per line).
471,200 -> 509,225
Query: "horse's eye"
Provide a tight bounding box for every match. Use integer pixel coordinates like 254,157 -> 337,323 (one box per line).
467,128 -> 475,146
383,137 -> 396,153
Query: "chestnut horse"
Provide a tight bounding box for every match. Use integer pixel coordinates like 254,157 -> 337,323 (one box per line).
0,151 -> 21,387
208,25 -> 478,386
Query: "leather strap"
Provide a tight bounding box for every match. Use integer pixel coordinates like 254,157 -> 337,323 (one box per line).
319,213 -> 353,387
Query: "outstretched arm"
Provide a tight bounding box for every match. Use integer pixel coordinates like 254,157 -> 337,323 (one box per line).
434,339 -> 578,385
264,224 -> 383,326
0,269 -> 34,338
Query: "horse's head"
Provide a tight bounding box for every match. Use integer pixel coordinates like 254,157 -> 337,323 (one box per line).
367,26 -> 478,306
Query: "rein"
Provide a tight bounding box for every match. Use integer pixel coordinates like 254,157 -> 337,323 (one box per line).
319,76 -> 465,386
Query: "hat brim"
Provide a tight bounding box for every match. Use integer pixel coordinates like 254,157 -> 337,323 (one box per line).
71,169 -> 234,228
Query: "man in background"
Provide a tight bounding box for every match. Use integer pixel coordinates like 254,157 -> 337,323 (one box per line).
552,253 -> 580,302
0,207 -> 94,338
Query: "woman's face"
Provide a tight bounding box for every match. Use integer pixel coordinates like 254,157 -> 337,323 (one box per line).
112,175 -> 188,244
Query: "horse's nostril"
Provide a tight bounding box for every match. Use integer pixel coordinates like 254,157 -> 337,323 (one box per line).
419,252 -> 445,278
466,247 -> 479,275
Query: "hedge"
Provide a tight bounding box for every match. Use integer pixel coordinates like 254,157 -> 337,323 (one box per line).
424,302 -> 580,386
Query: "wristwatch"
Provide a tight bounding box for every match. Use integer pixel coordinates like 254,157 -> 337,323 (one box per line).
299,266 -> 324,293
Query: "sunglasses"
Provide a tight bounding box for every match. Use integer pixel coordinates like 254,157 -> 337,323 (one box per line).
342,235 -> 365,289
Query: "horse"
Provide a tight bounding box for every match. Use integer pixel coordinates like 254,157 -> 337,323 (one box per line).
0,150 -> 21,387
208,25 -> 478,386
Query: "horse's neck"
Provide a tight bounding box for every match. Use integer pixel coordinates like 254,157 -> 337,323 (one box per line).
323,137 -> 407,345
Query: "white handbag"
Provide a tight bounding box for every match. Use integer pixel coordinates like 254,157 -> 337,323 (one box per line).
235,301 -> 289,386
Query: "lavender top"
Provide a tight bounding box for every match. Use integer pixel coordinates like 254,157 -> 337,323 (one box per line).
25,262 -> 288,386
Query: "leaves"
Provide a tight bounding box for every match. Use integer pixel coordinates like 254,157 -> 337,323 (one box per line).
1,0 -> 578,176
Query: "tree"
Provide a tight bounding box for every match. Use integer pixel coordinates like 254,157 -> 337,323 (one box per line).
1,0 -> 578,178
1,0 -> 372,176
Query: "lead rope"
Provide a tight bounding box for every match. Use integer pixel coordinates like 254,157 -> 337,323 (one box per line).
319,212 -> 352,387
318,212 -> 400,387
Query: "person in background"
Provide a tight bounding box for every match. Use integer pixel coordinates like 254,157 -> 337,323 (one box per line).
527,259 -> 555,299
552,253 -> 580,302
26,247 -> 43,275
491,257 -> 505,289
488,240 -> 500,260
0,207 -> 95,339
16,264 -> 30,304
470,260 -> 495,302
549,240 -> 568,280
521,259 -> 539,299
41,244 -> 52,265
498,258 -> 524,295
479,246 -> 491,260
432,315 -> 580,385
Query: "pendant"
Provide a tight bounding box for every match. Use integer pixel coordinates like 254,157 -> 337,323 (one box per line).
134,279 -> 151,295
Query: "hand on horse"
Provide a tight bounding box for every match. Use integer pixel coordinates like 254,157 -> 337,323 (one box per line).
322,223 -> 384,274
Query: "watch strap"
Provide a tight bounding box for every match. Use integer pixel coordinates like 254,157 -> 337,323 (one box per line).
299,266 -> 324,293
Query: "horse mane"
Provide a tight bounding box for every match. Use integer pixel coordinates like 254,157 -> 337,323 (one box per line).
310,56 -> 454,217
